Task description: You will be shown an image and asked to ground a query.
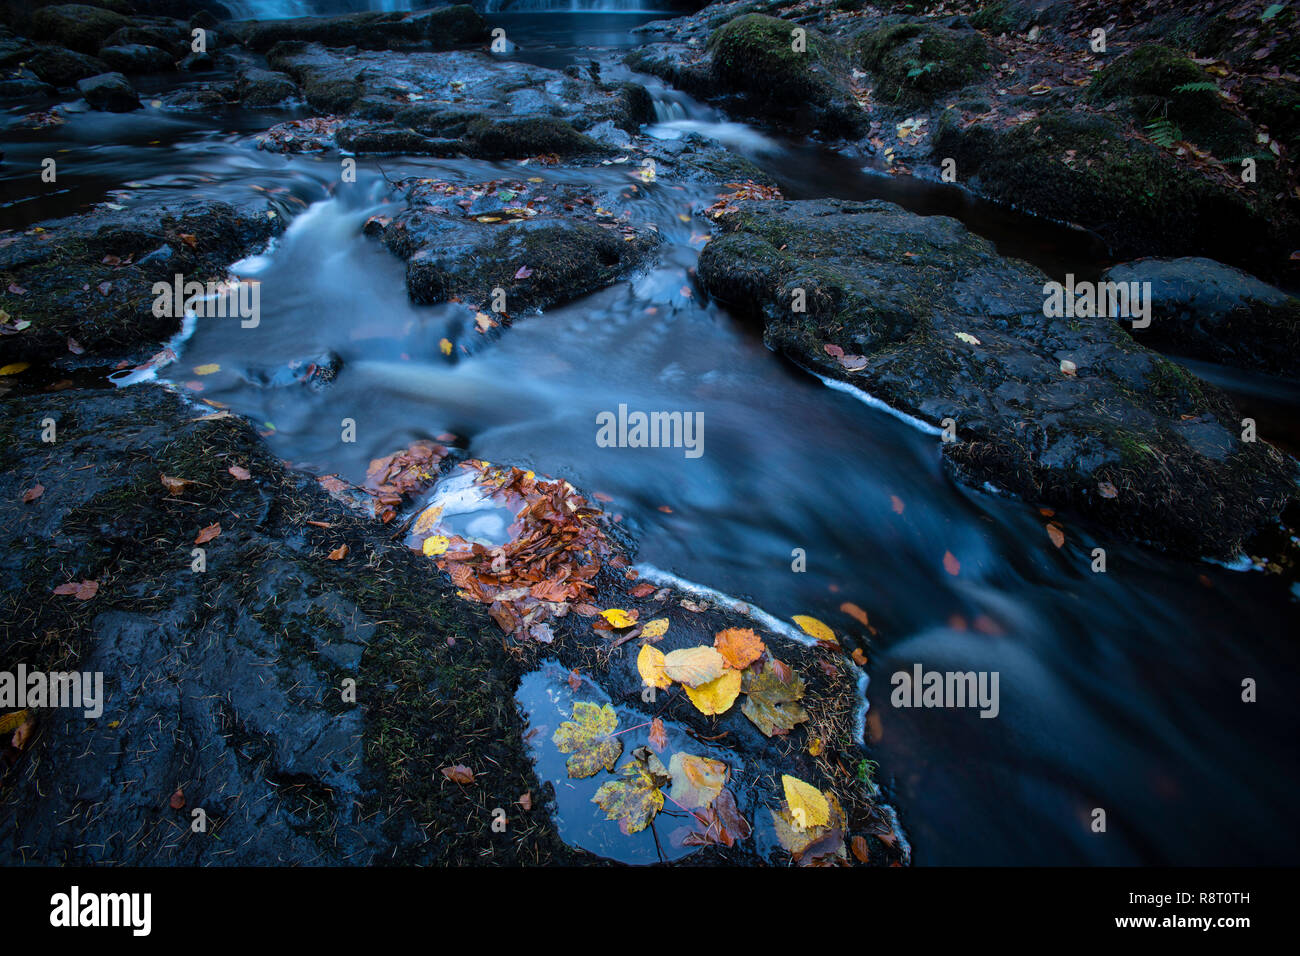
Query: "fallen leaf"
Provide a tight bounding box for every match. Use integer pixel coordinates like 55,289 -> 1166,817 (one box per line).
793,615 -> 837,643
593,748 -> 667,834
943,551 -> 961,576
839,602 -> 869,627
328,544 -> 348,560
195,523 -> 221,545
713,627 -> 765,669
441,764 -> 475,784
161,475 -> 192,496
639,618 -> 669,640
637,644 -> 673,689
782,774 -> 831,829
169,788 -> 186,810
1098,481 -> 1118,499
439,337 -> 453,356
647,717 -> 668,752
21,484 -> 44,504
53,580 -> 99,600
1046,522 -> 1065,548
741,659 -> 808,736
552,701 -> 622,778
600,607 -> 637,628
851,835 -> 870,863
422,535 -> 450,557
193,363 -> 220,376
228,465 -> 251,481
663,646 -> 726,687
668,752 -> 728,809
955,331 -> 982,345
685,668 -> 742,715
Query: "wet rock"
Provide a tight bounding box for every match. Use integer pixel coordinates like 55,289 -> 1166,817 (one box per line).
103,25 -> 188,58
265,44 -> 641,159
244,351 -> 343,391
25,46 -> 108,87
0,198 -> 281,363
706,13 -> 865,137
31,4 -> 133,55
855,20 -> 991,108
179,49 -> 213,71
969,0 -> 1073,36
371,177 -> 660,315
98,43 -> 176,75
932,106 -> 1297,284
1102,257 -> 1300,378
0,385 -> 565,865
0,68 -> 55,99
697,198 -> 1294,556
97,42 -> 175,75
225,5 -> 486,53
238,66 -> 297,107
77,71 -> 140,111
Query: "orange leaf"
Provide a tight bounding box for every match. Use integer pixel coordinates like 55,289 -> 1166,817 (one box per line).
1046,523 -> 1065,548
647,717 -> 668,753
943,551 -> 960,576
713,627 -> 765,669
195,523 -> 221,545
839,602 -> 870,627
328,544 -> 348,560
441,764 -> 475,785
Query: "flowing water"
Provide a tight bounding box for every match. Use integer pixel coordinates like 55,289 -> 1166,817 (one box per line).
5,11 -> 1298,865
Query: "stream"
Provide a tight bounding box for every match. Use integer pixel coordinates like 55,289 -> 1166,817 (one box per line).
4,9 -> 1298,865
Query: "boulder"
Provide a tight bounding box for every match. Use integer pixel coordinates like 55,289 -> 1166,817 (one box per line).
76,71 -> 140,111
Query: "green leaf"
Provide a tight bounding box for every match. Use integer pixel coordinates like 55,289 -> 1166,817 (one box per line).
592,747 -> 668,834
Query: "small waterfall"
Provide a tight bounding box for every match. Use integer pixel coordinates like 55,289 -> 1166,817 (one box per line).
221,0 -> 415,20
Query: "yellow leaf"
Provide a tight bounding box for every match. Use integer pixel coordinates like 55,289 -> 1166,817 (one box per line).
685,668 -> 741,715
193,363 -> 220,375
422,534 -> 449,556
640,618 -> 669,639
663,646 -> 725,687
0,362 -> 30,376
553,701 -> 622,779
439,338 -> 453,356
637,645 -> 672,689
413,504 -> 443,535
0,709 -> 29,734
793,615 -> 837,643
782,774 -> 830,829
600,608 -> 636,628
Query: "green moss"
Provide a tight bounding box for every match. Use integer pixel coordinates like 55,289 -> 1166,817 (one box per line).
858,21 -> 989,107
1085,44 -> 1253,159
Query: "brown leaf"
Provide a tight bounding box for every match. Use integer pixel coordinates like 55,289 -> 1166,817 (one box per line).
629,582 -> 656,598
21,484 -> 44,504
647,717 -> 668,753
228,465 -> 251,481
11,715 -> 35,750
567,669 -> 582,692
441,764 -> 475,785
851,835 -> 870,863
1046,522 -> 1065,548
54,580 -> 98,600
943,551 -> 961,576
169,788 -> 186,810
160,474 -> 192,496
195,523 -> 221,545
518,791 -> 532,810
327,544 -> 348,561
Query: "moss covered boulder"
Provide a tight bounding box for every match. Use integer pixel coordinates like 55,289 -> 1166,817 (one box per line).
932,107 -> 1296,284
1085,44 -> 1254,160
698,198 -> 1295,556
857,20 -> 990,108
707,13 -> 866,137
30,4 -> 133,55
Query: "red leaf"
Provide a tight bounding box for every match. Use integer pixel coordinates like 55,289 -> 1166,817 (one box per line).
21,484 -> 44,504
441,764 -> 475,784
169,788 -> 186,810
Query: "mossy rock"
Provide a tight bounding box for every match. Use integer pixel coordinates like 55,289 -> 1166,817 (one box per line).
1085,44 -> 1254,160
707,13 -> 865,137
932,106 -> 1295,283
697,197 -> 1295,556
857,20 -> 990,107
30,4 -> 132,55
465,117 -> 603,159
